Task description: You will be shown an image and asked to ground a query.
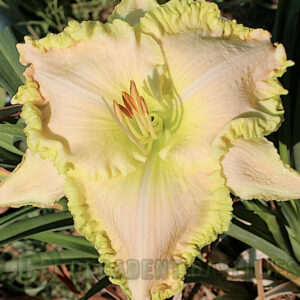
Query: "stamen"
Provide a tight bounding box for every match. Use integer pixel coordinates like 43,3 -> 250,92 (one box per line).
111,81 -> 163,154
125,118 -> 145,140
122,92 -> 138,112
113,100 -> 125,124
118,104 -> 133,119
140,97 -> 149,115
122,94 -> 133,116
130,80 -> 141,106
102,96 -> 147,155
134,114 -> 149,137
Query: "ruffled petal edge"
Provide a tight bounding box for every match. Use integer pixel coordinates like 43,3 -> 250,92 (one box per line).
138,0 -> 293,157
64,167 -> 232,300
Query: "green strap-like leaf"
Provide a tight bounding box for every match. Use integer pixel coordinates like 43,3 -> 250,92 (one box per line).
79,276 -> 111,300
285,226 -> 300,263
0,27 -> 25,96
29,232 -> 98,256
0,250 -> 99,273
0,211 -> 73,246
0,88 -> 6,107
228,222 -> 300,276
0,121 -> 26,155
186,262 -> 252,296
0,206 -> 37,226
279,202 -> 300,237
242,200 -> 290,253
233,204 -> 274,243
0,122 -> 25,138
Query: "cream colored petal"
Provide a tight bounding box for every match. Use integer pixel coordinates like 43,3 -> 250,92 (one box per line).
222,138 -> 300,201
13,20 -> 164,180
139,0 -> 293,162
0,150 -> 64,208
65,153 -> 232,300
109,0 -> 159,25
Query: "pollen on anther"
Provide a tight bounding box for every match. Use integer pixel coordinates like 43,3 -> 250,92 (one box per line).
119,104 -> 133,118
113,100 -> 124,123
140,96 -> 149,115
122,92 -> 138,112
130,80 -> 141,106
122,95 -> 133,115
111,81 -> 161,153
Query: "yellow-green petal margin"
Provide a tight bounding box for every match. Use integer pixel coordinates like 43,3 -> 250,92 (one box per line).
109,0 -> 159,26
12,19 -> 163,177
11,2 -> 294,299
64,175 -> 132,297
138,0 -> 293,157
64,157 -> 232,300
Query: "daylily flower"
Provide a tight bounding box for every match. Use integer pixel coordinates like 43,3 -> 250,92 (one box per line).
1,0 -> 300,299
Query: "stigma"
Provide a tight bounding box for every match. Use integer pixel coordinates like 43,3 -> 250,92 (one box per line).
113,81 -> 162,154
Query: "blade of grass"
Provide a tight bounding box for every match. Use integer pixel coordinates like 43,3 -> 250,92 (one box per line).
185,259 -> 253,296
285,226 -> 300,263
234,207 -> 276,245
0,132 -> 24,155
234,205 -> 273,240
0,206 -> 37,226
264,259 -> 300,287
186,270 -> 252,296
0,211 -> 73,246
228,222 -> 300,275
0,87 -> 6,107
0,122 -> 25,138
279,202 -> 300,237
0,250 -> 99,273
0,27 -> 25,95
242,200 -> 290,253
29,232 -> 98,256
79,276 -> 111,300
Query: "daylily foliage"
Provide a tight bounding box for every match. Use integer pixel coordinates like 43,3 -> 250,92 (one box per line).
1,0 -> 300,299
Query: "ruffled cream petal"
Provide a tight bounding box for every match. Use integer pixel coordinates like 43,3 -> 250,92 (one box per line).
8,1 -> 296,300
138,0 -> 293,163
12,20 -> 164,180
109,0 -> 159,25
0,150 -> 64,208
222,138 -> 300,201
65,152 -> 232,300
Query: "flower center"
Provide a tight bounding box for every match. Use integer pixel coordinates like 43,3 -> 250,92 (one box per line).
112,80 -> 163,154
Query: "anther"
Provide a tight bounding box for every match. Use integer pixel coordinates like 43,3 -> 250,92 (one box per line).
130,80 -> 141,106
119,104 -> 133,119
140,97 -> 149,115
113,100 -> 124,124
111,81 -> 163,154
122,92 -> 138,112
122,94 -> 133,116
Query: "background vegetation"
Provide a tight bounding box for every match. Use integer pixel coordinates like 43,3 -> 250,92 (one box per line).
0,0 -> 300,299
